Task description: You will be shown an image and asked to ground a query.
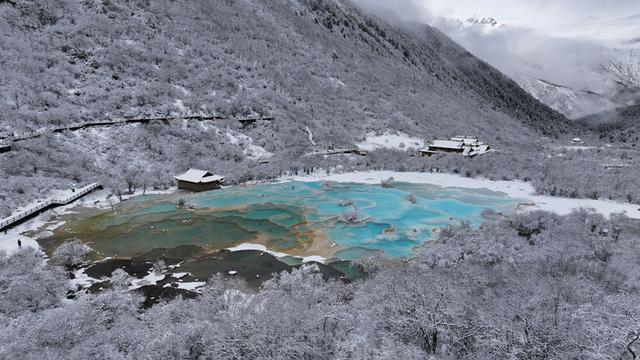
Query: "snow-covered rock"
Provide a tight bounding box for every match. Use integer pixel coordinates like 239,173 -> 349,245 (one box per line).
226,131 -> 273,161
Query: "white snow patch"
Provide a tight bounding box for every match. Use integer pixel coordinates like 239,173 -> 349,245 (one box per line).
0,233 -> 39,256
226,130 -> 273,160
173,85 -> 191,95
173,99 -> 187,112
301,255 -> 326,263
285,170 -> 640,219
357,132 -> 425,152
328,77 -> 346,87
130,271 -> 166,290
226,243 -> 326,264
305,126 -> 317,146
554,145 -> 601,151
176,281 -> 206,291
70,267 -> 98,290
171,272 -> 189,279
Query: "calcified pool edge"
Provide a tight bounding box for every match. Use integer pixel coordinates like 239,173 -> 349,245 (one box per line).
40,180 -> 521,264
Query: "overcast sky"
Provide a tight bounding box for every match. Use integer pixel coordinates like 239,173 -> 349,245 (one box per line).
427,0 -> 639,41
355,0 -> 640,42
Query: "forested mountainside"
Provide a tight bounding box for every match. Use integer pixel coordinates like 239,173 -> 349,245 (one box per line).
3,211 -> 640,359
0,0 -> 582,216
512,74 -> 622,120
577,104 -> 640,145
0,0 -> 568,141
432,16 -> 640,119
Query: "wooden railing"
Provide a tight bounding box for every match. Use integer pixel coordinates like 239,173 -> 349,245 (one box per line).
4,115 -> 274,145
53,183 -> 102,205
0,201 -> 50,230
0,183 -> 101,231
307,148 -> 369,156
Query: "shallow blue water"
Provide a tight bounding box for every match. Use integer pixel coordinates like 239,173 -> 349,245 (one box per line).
184,181 -> 518,259
60,181 -> 519,260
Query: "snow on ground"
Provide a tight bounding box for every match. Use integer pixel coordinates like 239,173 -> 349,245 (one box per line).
70,267 -> 98,290
226,243 -> 327,264
328,77 -> 346,87
0,201 -> 71,254
305,126 -> 316,146
130,271 -> 166,290
0,233 -> 39,256
300,255 -> 326,263
226,130 -> 273,161
554,145 -> 602,151
286,170 -> 640,219
173,99 -> 187,112
176,281 -> 206,291
173,85 -> 191,96
356,132 -> 425,152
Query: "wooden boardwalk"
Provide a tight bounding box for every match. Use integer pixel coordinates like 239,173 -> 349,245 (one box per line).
2,114 -> 274,148
307,148 -> 369,157
0,183 -> 102,231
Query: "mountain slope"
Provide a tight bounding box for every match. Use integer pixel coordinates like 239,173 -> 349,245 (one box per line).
577,104 -> 640,145
432,16 -> 640,119
0,0 -> 578,215
513,74 -> 621,119
0,0 -> 568,141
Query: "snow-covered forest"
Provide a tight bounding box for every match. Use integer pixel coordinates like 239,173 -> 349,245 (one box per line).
0,0 -> 564,134
2,211 -> 640,358
0,0 -> 638,217
0,0 -> 579,213
1,1 -> 640,359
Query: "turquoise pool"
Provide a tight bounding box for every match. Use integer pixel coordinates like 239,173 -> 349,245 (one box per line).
47,181 -> 520,260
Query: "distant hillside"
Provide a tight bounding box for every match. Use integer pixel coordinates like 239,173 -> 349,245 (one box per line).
0,0 -> 579,216
577,104 -> 640,145
432,16 -> 640,119
511,74 -> 621,120
0,0 -> 568,142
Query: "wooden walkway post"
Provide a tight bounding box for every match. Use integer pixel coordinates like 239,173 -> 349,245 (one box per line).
0,183 -> 102,231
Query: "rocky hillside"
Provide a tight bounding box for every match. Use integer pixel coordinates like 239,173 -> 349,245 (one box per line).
0,0 -> 568,141
0,0 -> 577,215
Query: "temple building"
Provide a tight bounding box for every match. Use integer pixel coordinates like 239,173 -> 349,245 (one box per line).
175,169 -> 225,192
420,136 -> 491,157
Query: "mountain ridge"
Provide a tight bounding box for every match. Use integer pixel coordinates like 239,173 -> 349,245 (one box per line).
0,0 -> 579,216
0,0 -> 569,140
432,14 -> 640,119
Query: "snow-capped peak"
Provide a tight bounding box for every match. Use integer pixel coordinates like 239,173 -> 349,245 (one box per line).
466,17 -> 505,28
436,16 -> 507,34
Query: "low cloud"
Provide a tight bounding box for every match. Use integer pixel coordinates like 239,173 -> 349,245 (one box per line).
351,0 -> 433,23
434,19 -> 610,92
352,1 -> 622,94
